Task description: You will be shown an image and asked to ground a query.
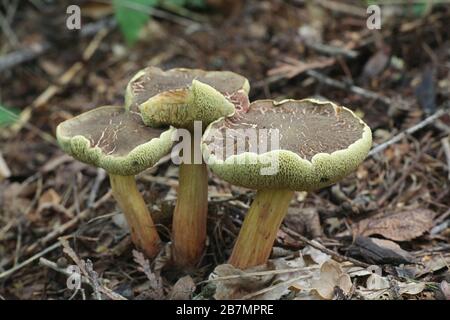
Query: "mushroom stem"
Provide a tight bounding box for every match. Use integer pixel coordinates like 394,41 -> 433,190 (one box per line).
109,174 -> 161,259
172,136 -> 209,268
229,189 -> 295,269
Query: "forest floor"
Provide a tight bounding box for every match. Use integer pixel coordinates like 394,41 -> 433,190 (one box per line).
0,0 -> 449,300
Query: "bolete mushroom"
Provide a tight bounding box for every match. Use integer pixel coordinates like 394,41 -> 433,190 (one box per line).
56,106 -> 175,258
202,99 -> 372,269
125,67 -> 249,268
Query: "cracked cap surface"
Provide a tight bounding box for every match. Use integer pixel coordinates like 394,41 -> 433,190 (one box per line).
56,106 -> 175,175
202,99 -> 372,191
125,67 -> 250,129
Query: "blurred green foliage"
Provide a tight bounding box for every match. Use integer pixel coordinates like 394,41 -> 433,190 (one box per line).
0,104 -> 19,127
366,0 -> 433,17
113,0 -> 205,45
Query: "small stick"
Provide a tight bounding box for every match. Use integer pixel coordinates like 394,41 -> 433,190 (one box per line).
0,18 -> 115,72
306,70 -> 391,104
87,168 -> 107,208
441,136 -> 450,180
242,274 -> 313,300
0,191 -> 112,271
369,106 -> 450,157
0,151 -> 11,181
0,242 -> 62,280
39,257 -> 90,285
316,0 -> 367,17
305,42 -> 359,59
282,227 -> 370,268
12,28 -> 110,133
200,265 -> 319,284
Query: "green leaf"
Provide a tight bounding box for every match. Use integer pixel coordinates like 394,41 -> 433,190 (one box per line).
0,104 -> 20,127
112,0 -> 158,45
164,0 -> 205,7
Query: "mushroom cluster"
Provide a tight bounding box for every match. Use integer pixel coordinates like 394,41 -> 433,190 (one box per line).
56,67 -> 371,271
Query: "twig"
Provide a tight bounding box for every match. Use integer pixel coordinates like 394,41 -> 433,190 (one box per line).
0,242 -> 61,280
304,42 -> 359,59
87,168 -> 107,208
282,227 -> 370,268
306,70 -> 391,104
60,238 -> 127,300
39,257 -> 90,285
0,151 -> 11,180
12,27 -> 110,133
0,191 -> 112,271
241,274 -> 313,300
368,106 -> 450,157
316,0 -> 367,17
441,136 -> 450,180
0,9 -> 19,46
0,18 -> 116,72
199,265 -> 320,285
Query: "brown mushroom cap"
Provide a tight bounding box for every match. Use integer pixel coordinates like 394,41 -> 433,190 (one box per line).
125,67 -> 250,111
124,67 -> 250,129
202,99 -> 372,191
56,106 -> 175,175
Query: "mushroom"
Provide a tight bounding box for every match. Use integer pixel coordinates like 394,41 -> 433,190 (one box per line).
202,99 -> 372,269
125,67 -> 249,268
56,106 -> 175,258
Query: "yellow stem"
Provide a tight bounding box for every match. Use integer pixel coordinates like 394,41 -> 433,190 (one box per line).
109,174 -> 161,259
172,161 -> 208,268
229,189 -> 295,269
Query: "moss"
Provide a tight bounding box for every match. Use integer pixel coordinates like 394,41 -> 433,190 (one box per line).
202,99 -> 372,191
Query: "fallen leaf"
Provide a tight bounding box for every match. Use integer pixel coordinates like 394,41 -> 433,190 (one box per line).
359,45 -> 391,85
212,264 -> 274,300
416,254 -> 450,276
357,274 -> 425,300
352,209 -> 436,241
398,282 -> 425,295
38,188 -> 61,207
168,276 -> 196,300
440,281 -> 450,300
284,207 -> 323,238
302,245 -> 331,265
366,274 -> 390,290
310,260 -> 352,300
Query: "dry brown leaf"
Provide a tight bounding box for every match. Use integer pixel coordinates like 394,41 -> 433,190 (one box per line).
212,264 -> 274,300
169,276 -> 196,300
310,260 -> 352,299
416,254 -> 450,276
352,209 -> 436,241
38,189 -> 61,207
357,274 -> 426,300
440,281 -> 450,300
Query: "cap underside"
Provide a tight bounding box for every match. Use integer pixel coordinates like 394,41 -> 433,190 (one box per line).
206,100 -> 365,161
